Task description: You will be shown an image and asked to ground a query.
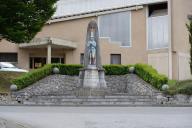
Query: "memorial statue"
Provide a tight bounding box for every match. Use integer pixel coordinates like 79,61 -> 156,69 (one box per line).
79,20 -> 106,89
83,20 -> 102,69
87,28 -> 97,65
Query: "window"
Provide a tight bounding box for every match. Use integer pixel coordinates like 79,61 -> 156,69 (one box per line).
51,57 -> 65,64
110,54 -> 121,64
148,3 -> 168,50
80,53 -> 84,65
148,3 -> 168,17
0,53 -> 18,62
99,11 -> 131,46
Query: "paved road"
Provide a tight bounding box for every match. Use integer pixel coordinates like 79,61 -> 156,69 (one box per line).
0,106 -> 191,128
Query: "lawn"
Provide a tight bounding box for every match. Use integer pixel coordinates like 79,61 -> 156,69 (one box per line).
0,72 -> 24,93
168,80 -> 192,95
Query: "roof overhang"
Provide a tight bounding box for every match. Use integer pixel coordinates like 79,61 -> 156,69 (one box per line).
19,37 -> 77,49
49,0 -> 167,24
49,5 -> 143,24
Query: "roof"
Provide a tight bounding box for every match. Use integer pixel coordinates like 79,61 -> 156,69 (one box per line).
19,37 -> 77,49
52,0 -> 167,19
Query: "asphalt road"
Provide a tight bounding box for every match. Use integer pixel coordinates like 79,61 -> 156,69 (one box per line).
0,106 -> 191,128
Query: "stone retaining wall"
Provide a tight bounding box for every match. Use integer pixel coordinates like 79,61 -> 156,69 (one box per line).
16,74 -> 157,97
6,74 -> 192,106
0,93 -> 11,104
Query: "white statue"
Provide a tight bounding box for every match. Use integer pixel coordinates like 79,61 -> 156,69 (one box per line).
87,31 -> 96,65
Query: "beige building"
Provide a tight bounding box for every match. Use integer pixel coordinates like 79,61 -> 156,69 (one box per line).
0,0 -> 192,80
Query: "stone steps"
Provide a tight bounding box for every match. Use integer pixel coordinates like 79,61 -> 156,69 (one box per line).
31,95 -> 152,99
24,101 -> 155,106
29,98 -> 153,102
24,100 -> 155,106
23,95 -> 156,106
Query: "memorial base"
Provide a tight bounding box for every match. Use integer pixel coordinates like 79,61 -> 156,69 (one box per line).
79,65 -> 107,88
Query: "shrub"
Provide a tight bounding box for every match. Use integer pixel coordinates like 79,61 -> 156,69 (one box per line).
177,85 -> 192,95
103,65 -> 132,75
135,63 -> 168,90
12,64 -> 52,90
52,64 -> 83,75
166,80 -> 178,95
177,80 -> 192,95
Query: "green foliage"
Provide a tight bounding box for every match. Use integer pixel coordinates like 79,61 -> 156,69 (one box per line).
0,0 -> 57,43
0,72 -> 23,93
187,20 -> 192,74
135,64 -> 168,89
168,80 -> 177,86
166,80 -> 178,95
177,84 -> 192,95
12,64 -> 52,90
166,80 -> 192,95
52,64 -> 83,76
103,65 -> 132,75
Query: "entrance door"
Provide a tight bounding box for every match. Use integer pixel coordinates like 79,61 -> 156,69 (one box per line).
30,57 -> 65,69
30,57 -> 46,69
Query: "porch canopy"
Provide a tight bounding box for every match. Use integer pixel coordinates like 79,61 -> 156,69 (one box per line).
19,37 -> 77,49
19,37 -> 77,64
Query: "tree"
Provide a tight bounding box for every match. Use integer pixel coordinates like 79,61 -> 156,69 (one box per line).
187,19 -> 192,74
0,0 -> 57,43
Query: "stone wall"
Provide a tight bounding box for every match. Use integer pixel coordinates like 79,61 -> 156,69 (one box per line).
0,93 -> 11,104
17,74 -> 157,97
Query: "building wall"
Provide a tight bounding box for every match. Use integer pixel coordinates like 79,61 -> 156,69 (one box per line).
148,50 -> 169,76
0,6 -> 170,77
171,0 -> 192,80
0,39 -> 18,53
0,40 -> 30,69
36,7 -> 148,65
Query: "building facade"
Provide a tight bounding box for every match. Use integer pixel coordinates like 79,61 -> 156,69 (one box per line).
0,0 -> 192,80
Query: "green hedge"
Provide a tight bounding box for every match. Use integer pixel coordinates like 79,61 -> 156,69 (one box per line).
53,64 -> 133,75
52,64 -> 83,75
135,63 -> 168,90
177,85 -> 192,95
103,65 -> 132,75
12,64 -> 52,90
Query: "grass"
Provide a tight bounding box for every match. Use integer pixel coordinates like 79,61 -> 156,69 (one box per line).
0,72 -> 24,93
167,79 -> 192,95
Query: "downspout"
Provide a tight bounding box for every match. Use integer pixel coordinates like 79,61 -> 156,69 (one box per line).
168,0 -> 173,79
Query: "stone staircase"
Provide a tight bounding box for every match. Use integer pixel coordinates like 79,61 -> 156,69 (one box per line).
23,94 -> 157,106
14,74 -> 163,106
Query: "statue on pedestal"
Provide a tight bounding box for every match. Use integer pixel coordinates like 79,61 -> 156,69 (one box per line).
79,20 -> 106,89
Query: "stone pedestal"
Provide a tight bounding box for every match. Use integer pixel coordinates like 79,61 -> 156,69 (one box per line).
83,65 -> 99,88
79,65 -> 106,88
